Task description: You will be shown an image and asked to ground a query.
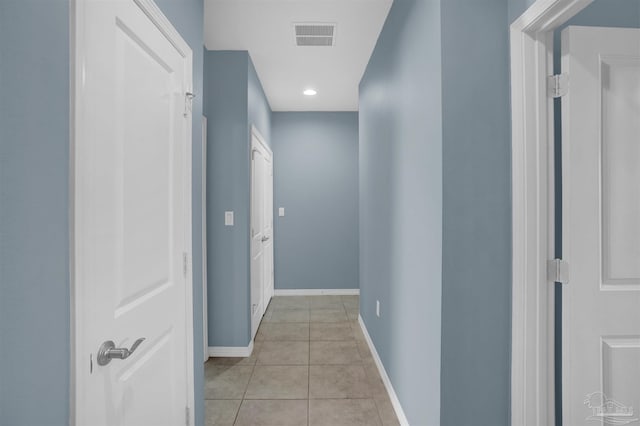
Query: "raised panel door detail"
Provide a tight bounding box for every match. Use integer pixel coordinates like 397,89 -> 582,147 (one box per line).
601,57 -> 640,288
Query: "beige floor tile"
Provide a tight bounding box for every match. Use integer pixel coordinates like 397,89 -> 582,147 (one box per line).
269,296 -> 310,309
356,341 -> 374,361
374,396 -> 402,426
368,376 -> 388,400
310,322 -> 354,341
257,341 -> 309,365
204,296 -> 404,425
267,309 -> 310,323
350,324 -> 367,343
262,307 -> 274,321
363,359 -> 382,380
310,341 -> 361,365
234,400 -> 308,426
346,309 -> 360,322
256,322 -> 309,341
205,364 -> 253,399
309,365 -> 370,398
204,399 -> 241,426
308,295 -> 344,309
309,399 -> 382,426
310,308 -> 348,323
341,295 -> 359,309
245,366 -> 309,399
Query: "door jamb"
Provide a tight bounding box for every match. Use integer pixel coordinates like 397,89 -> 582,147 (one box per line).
510,1 -> 593,424
202,116 -> 209,363
70,0 -> 195,423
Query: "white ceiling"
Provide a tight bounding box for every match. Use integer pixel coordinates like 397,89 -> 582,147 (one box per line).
204,0 -> 393,111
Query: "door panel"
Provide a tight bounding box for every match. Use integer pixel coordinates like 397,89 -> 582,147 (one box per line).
561,26 -> 640,425
75,1 -> 192,424
601,337 -> 640,409
601,57 -> 640,287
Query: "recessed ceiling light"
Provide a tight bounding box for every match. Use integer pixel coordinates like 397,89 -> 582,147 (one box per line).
303,89 -> 317,96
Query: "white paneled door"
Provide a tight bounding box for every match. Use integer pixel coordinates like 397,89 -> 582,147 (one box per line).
561,26 -> 640,425
73,0 -> 194,424
250,128 -> 274,338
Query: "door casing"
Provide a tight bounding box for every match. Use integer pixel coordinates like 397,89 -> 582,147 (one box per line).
69,0 -> 195,423
510,0 -> 594,424
202,116 -> 208,363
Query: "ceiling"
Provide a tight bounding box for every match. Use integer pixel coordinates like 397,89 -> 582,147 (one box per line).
204,0 -> 393,111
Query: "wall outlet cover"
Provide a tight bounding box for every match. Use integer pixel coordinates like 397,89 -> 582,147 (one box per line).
224,211 -> 234,226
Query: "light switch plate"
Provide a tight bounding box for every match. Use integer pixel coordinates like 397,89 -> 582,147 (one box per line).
225,211 -> 234,226
278,207 -> 285,217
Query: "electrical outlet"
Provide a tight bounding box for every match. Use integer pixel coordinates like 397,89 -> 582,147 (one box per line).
225,211 -> 234,226
376,300 -> 380,317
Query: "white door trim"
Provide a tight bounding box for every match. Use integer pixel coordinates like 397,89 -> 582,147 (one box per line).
250,125 -> 272,164
510,1 -> 593,425
202,116 -> 209,362
70,0 -> 195,423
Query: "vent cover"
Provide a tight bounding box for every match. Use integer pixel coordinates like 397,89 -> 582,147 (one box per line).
294,23 -> 336,46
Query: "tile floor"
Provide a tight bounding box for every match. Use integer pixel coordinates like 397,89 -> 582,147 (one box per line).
205,295 -> 401,426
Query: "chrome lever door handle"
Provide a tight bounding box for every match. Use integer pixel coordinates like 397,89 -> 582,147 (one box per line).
97,338 -> 145,366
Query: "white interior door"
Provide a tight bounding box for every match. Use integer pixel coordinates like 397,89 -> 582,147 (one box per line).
561,26 -> 640,425
73,1 -> 194,424
250,128 -> 273,338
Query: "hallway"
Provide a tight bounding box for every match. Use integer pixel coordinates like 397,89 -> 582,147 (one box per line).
204,296 -> 400,425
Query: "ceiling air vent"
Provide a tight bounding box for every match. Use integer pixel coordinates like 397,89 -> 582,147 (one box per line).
294,23 -> 336,47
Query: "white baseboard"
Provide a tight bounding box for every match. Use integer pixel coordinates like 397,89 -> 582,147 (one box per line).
274,289 -> 360,296
208,340 -> 254,358
358,315 -> 410,426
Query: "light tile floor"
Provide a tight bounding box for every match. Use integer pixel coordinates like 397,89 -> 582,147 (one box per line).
205,295 -> 401,426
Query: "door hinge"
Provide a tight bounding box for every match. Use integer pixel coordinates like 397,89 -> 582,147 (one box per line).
185,406 -> 190,426
184,91 -> 195,117
548,74 -> 569,98
183,252 -> 189,278
547,258 -> 569,284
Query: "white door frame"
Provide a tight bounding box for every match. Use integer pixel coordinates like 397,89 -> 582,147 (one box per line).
69,0 -> 195,423
510,0 -> 593,424
202,116 -> 209,362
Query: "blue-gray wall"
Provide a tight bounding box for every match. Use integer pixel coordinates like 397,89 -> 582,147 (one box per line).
272,112 -> 359,290
508,0 -> 537,22
204,51 -> 271,347
0,2 -> 70,424
359,0 -> 443,424
204,51 -> 251,347
440,1 -> 512,425
248,59 -> 272,149
0,1 -> 206,424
